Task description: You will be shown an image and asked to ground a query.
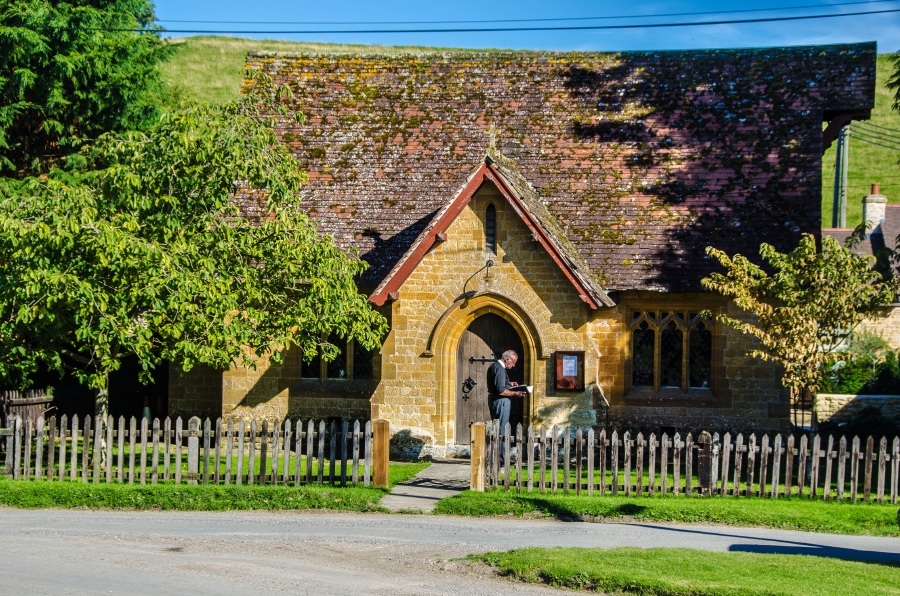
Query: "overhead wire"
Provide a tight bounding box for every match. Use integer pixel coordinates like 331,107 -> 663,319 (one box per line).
155,0 -> 900,26
851,133 -> 900,151
855,120 -> 900,136
853,125 -> 900,143
47,7 -> 900,34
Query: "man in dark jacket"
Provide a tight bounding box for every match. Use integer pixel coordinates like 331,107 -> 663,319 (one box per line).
487,350 -> 522,462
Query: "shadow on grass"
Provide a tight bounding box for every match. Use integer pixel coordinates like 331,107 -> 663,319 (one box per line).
517,497 -> 647,521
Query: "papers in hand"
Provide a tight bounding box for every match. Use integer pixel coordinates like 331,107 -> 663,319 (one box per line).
510,385 -> 533,394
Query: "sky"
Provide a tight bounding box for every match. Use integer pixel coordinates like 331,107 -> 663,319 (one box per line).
152,0 -> 900,53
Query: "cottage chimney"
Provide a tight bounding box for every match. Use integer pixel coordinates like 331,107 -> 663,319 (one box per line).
862,183 -> 887,234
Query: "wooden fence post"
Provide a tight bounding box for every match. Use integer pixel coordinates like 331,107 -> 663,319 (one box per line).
634,431 -> 644,496
187,416 -> 200,486
13,416 -> 22,480
470,422 -> 485,491
364,420 -> 372,487
105,416 -> 113,484
202,418 -> 211,485
372,419 -> 390,488
139,417 -> 148,485
352,420 -> 360,485
623,430 -> 631,497
3,416 -> 14,478
528,425 -> 536,493
235,419 -> 244,486
174,417 -> 183,485
92,415 -> 102,483
889,434 -> 898,505
720,432 -> 731,497
117,417 -> 125,484
294,418 -> 309,486
58,414 -> 67,482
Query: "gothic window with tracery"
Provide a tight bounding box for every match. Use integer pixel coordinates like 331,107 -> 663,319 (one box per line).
630,311 -> 713,392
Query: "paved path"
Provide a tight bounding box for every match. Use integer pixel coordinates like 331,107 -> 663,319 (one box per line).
1,509 -> 899,595
381,459 -> 470,512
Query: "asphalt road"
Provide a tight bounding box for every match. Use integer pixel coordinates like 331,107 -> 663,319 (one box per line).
2,509 -> 899,595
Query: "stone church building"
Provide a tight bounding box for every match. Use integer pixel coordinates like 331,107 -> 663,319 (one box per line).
169,42 -> 876,456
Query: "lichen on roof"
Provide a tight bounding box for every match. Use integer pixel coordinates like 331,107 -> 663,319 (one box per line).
241,43 -> 876,292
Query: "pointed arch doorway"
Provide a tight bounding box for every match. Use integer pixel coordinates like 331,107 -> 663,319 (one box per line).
455,313 -> 526,445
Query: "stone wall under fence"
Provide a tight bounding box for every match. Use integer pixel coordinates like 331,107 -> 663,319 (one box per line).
816,394 -> 900,424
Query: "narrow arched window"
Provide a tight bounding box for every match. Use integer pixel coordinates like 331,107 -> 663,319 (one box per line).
485,204 -> 497,253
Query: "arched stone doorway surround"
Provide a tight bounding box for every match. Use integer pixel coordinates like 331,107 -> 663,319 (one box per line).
426,290 -> 546,451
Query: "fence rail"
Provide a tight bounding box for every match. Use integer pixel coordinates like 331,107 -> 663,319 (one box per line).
478,422 -> 900,504
1,414 -> 374,487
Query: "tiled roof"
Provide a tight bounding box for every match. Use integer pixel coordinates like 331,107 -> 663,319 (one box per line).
244,43 -> 876,291
823,204 -> 900,265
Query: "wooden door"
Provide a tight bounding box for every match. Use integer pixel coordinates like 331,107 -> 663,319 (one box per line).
455,313 -> 525,445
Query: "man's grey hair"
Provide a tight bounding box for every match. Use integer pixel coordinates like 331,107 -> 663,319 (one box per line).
501,350 -> 518,361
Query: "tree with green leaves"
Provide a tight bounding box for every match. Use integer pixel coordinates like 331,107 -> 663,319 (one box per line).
702,234 -> 897,426
0,0 -> 172,175
888,50 -> 900,113
0,86 -> 388,419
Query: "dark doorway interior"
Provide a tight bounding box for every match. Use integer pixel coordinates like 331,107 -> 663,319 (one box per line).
24,357 -> 169,421
108,357 -> 169,421
455,313 -> 525,445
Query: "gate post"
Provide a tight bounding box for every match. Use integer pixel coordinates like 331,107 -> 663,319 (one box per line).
470,422 -> 486,491
372,419 -> 390,487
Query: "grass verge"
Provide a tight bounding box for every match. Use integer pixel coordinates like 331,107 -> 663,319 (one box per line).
435,491 -> 900,536
473,547 -> 899,596
0,461 -> 428,512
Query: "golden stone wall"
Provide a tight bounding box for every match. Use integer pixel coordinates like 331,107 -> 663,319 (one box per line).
168,363 -> 224,422
374,182 -> 599,455
861,305 -> 900,349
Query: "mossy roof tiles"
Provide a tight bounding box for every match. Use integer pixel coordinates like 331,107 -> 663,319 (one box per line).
243,42 -> 876,292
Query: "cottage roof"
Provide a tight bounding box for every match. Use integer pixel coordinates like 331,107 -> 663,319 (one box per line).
823,204 -> 900,265
243,43 -> 876,292
369,149 -> 615,308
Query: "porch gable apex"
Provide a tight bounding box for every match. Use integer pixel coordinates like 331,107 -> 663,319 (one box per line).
368,153 -> 615,309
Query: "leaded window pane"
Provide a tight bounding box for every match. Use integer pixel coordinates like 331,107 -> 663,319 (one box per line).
689,322 -> 712,388
325,333 -> 348,380
353,340 -> 374,380
632,322 -> 654,386
660,321 -> 683,387
301,349 -> 321,379
485,204 -> 497,253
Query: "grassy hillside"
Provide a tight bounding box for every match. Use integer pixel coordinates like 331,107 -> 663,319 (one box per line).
822,54 -> 900,228
161,37 -> 900,227
159,36 -> 492,104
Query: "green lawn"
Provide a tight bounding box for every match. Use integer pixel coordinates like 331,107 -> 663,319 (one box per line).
0,461 -> 428,511
474,547 -> 900,596
435,491 -> 900,537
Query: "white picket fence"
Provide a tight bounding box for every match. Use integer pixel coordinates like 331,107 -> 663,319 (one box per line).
1,414 -> 373,487
479,422 -> 900,504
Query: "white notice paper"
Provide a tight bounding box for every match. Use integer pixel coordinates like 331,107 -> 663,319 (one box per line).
562,355 -> 578,377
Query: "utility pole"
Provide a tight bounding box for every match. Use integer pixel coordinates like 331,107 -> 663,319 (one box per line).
832,126 -> 850,228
